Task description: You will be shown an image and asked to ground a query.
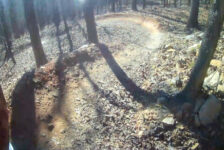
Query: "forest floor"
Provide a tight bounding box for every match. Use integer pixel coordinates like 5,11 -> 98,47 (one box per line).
1,5 -> 224,150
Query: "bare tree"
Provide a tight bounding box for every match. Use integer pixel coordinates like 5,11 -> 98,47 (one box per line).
176,0 -> 224,103
132,0 -> 137,11
143,0 -> 146,9
52,0 -> 62,53
84,0 -> 99,44
23,0 -> 47,67
60,0 -> 74,52
0,85 -> 9,150
9,0 -> 20,38
174,0 -> 177,7
111,0 -> 116,12
187,0 -> 200,28
0,0 -> 16,65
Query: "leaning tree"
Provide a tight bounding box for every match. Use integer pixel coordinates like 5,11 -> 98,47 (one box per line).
187,0 -> 200,28
23,0 -> 47,67
84,0 -> 99,44
175,0 -> 224,110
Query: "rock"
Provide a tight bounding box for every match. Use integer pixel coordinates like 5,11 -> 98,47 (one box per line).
222,56 -> 224,63
164,44 -> 173,50
194,98 -> 205,113
187,42 -> 201,55
185,34 -> 195,40
210,59 -> 222,68
33,77 -> 41,84
203,71 -> 220,90
197,32 -> 204,40
195,95 -> 222,126
219,73 -> 224,83
162,116 -> 175,126
167,48 -> 176,52
157,97 -> 168,105
138,130 -> 144,138
217,85 -> 224,94
176,124 -> 184,130
191,143 -> 199,150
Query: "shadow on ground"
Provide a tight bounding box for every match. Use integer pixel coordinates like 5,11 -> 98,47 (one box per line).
11,71 -> 37,150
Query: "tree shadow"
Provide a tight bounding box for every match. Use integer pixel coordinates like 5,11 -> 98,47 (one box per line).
55,25 -> 63,54
54,55 -> 66,114
98,43 -> 224,149
98,43 -> 155,106
75,22 -> 88,40
139,9 -> 187,25
11,71 -> 37,150
62,16 -> 73,52
79,63 -> 99,92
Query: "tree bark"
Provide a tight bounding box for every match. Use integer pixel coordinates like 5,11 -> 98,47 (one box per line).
132,0 -> 137,11
143,0 -> 146,9
178,0 -> 224,101
84,0 -> 99,44
174,0 -> 177,7
188,0 -> 191,6
60,0 -> 73,52
111,0 -> 116,12
9,0 -> 20,38
23,0 -> 47,68
0,0 -> 16,65
187,0 -> 200,29
0,86 -> 9,150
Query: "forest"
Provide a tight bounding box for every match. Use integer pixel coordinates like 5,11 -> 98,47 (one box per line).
0,0 -> 224,149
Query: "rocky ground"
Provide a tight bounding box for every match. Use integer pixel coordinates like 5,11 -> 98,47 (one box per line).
0,5 -> 224,150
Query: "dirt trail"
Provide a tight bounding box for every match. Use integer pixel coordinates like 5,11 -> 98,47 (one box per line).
10,14 -> 173,150
37,14 -> 167,149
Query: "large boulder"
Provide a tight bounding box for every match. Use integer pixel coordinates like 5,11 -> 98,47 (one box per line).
203,71 -> 220,90
195,95 -> 222,126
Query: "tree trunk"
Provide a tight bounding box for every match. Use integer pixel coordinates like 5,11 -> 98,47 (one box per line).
0,0 -> 16,65
188,0 -> 191,6
23,0 -> 47,68
187,0 -> 200,29
9,0 -> 20,38
178,0 -> 224,101
52,0 -> 62,54
60,0 -> 73,52
111,0 -> 116,12
118,0 -> 122,11
36,0 -> 47,30
174,0 -> 177,7
84,0 -> 99,44
143,0 -> 146,9
132,0 -> 137,11
0,86 -> 9,150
